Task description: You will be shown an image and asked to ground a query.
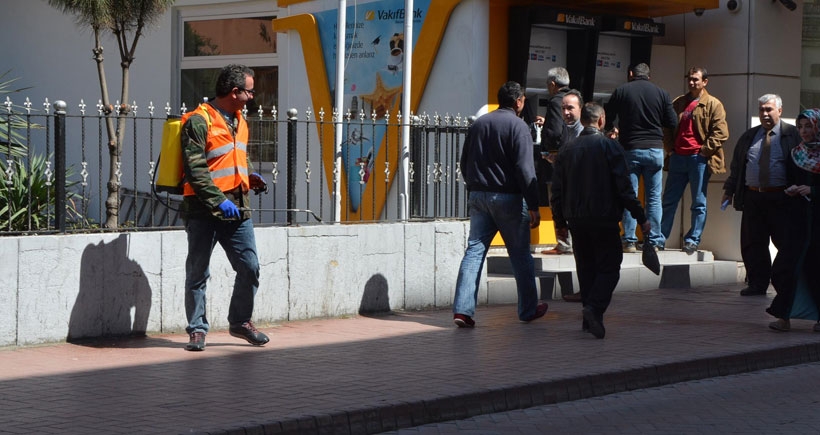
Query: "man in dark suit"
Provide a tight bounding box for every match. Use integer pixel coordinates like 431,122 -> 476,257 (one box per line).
722,94 -> 802,297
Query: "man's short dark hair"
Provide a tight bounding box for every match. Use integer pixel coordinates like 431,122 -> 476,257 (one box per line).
497,81 -> 525,109
215,64 -> 255,97
581,102 -> 605,125
629,63 -> 650,79
564,89 -> 584,106
687,66 -> 708,80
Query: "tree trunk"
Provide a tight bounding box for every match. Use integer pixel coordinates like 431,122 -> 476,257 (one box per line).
92,30 -> 120,229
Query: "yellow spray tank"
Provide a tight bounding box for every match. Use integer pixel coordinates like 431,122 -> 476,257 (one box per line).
154,114 -> 184,194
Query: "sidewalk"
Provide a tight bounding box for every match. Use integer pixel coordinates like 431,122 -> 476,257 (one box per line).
1,283 -> 819,434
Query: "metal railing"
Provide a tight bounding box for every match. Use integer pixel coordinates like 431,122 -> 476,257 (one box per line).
0,98 -> 472,234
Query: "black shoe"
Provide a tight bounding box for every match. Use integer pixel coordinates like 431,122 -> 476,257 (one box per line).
740,286 -> 767,296
582,307 -> 605,339
229,321 -> 270,346
683,242 -> 698,255
185,331 -> 206,351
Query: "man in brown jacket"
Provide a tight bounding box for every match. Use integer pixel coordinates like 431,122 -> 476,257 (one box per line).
659,67 -> 729,253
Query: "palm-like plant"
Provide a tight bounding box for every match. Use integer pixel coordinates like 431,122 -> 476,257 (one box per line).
46,0 -> 175,228
0,154 -> 83,231
0,69 -> 34,158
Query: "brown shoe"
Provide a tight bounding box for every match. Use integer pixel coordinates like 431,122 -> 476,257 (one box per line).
562,292 -> 582,303
541,247 -> 572,255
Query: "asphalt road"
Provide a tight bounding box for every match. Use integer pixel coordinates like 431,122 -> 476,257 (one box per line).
384,361 -> 820,434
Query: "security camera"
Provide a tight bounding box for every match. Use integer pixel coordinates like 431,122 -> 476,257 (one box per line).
727,0 -> 741,13
693,8 -> 705,16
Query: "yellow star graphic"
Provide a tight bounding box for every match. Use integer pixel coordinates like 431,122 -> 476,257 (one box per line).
360,72 -> 402,120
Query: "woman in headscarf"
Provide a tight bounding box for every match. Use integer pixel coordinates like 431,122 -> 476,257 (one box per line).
767,108 -> 820,332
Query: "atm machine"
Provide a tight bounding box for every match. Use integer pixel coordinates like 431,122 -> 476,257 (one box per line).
594,16 -> 664,104
506,7 -> 664,245
508,8 -> 664,111
508,8 -> 600,118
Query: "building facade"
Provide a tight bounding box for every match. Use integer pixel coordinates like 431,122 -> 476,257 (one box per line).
0,0 -> 811,260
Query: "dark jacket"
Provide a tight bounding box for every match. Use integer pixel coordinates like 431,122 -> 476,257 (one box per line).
723,121 -> 800,211
604,77 -> 677,150
460,107 -> 540,210
550,126 -> 647,228
542,86 -> 570,152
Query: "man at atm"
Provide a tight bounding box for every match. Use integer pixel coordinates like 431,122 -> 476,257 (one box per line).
604,63 -> 677,253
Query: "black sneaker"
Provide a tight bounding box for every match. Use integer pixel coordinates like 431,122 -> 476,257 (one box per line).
229,321 -> 270,346
185,331 -> 206,351
683,242 -> 698,255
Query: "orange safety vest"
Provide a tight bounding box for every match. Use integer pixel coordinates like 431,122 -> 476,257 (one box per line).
182,104 -> 250,197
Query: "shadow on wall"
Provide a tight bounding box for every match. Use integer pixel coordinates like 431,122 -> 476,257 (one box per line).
359,273 -> 391,316
68,234 -> 152,343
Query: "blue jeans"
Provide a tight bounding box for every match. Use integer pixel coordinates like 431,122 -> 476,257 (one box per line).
660,153 -> 710,247
185,217 -> 260,334
622,148 -> 664,246
453,191 -> 539,320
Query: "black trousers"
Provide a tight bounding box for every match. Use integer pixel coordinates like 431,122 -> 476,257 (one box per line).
535,154 -> 552,207
569,221 -> 623,318
740,190 -> 800,302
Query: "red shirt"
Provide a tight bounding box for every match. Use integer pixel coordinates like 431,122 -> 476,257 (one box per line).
674,98 -> 701,155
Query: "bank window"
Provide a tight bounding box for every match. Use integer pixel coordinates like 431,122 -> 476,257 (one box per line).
184,16 -> 277,56
179,6 -> 279,162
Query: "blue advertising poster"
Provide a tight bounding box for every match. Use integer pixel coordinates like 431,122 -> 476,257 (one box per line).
315,1 -> 431,212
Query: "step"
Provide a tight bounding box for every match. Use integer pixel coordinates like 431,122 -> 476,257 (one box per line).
485,248 -> 742,301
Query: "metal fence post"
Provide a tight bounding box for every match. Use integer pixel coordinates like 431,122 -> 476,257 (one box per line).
54,100 -> 67,233
287,108 -> 298,225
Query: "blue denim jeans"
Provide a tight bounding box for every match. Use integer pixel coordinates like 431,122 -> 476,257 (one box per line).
185,217 -> 260,334
622,148 -> 664,246
453,191 -> 539,321
660,153 -> 711,247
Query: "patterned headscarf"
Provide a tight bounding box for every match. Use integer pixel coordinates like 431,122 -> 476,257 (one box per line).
792,109 -> 820,174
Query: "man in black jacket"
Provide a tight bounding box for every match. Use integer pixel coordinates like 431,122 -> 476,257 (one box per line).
529,67 -> 571,207
551,102 -> 650,339
604,63 -> 677,252
722,94 -> 802,298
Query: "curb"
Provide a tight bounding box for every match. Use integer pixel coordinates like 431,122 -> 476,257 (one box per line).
201,342 -> 820,435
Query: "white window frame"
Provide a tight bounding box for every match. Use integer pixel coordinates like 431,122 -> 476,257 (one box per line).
172,1 -> 279,111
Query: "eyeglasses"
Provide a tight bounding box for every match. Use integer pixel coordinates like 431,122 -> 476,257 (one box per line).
237,87 -> 256,96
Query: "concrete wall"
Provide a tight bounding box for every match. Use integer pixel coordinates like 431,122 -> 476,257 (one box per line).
0,220 -> 473,347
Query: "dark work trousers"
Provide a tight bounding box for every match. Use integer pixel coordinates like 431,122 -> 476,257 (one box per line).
569,220 -> 623,318
740,190 -> 800,300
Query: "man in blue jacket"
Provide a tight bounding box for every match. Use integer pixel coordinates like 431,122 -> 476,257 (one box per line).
453,81 -> 549,328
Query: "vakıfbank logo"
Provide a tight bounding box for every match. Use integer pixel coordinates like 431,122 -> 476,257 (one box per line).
365,10 -> 376,20
557,13 -> 566,23
624,21 -> 632,30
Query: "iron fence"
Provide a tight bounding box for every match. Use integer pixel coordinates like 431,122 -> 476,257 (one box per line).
0,98 -> 472,234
